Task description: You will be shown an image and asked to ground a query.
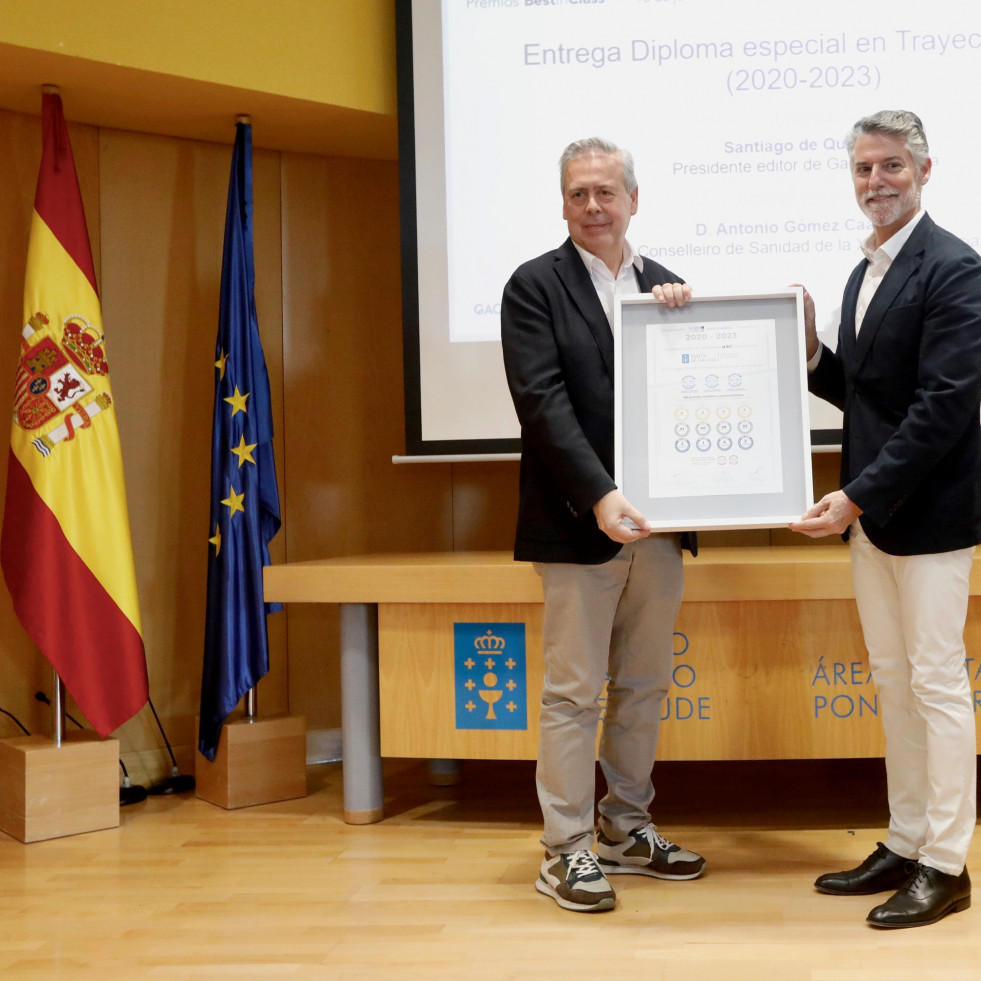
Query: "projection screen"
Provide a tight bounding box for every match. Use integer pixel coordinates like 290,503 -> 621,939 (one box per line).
397,0 -> 981,458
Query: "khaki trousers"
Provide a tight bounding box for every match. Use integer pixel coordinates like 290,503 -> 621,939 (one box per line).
534,534 -> 684,855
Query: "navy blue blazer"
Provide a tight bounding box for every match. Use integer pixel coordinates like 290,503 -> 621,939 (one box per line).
810,213 -> 981,555
501,237 -> 696,564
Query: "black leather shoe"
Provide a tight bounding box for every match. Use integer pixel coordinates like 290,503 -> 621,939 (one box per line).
815,842 -> 915,896
867,865 -> 971,929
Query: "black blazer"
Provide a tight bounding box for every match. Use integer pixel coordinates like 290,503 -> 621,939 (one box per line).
501,237 -> 696,563
810,213 -> 981,556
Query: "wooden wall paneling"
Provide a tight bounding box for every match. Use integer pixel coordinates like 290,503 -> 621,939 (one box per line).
448,460 -> 521,552
98,127 -> 224,774
98,128 -> 287,780
279,153 -> 456,730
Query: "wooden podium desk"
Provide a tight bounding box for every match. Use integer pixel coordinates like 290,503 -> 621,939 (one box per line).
264,547 -> 981,824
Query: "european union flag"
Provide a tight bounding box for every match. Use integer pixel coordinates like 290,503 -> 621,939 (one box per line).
198,120 -> 281,761
454,623 -> 527,731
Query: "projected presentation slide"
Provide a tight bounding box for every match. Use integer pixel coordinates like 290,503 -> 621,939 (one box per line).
404,0 -> 979,449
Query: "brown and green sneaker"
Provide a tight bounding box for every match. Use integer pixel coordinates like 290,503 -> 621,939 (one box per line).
535,849 -> 616,912
597,824 -> 706,880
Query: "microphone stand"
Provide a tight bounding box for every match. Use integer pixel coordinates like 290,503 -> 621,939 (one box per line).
0,706 -> 31,735
146,697 -> 195,795
35,690 -> 84,729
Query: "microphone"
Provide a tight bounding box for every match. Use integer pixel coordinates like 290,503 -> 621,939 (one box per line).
35,690 -> 148,806
118,757 -> 149,806
34,690 -> 84,729
0,705 -> 31,735
146,697 -> 195,795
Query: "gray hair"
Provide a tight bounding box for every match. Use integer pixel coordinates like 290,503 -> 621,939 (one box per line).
559,137 -> 637,194
845,110 -> 930,171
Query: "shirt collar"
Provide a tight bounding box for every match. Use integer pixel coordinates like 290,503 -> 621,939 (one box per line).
571,239 -> 643,276
861,208 -> 926,263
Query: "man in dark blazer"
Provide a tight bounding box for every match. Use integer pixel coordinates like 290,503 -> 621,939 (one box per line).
501,137 -> 705,913
792,110 -> 981,929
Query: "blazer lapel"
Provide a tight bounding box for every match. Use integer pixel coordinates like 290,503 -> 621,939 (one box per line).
852,217 -> 930,369
838,261 -> 865,367
634,262 -> 659,294
553,238 -> 616,375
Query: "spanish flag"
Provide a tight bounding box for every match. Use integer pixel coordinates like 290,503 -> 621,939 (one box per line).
0,89 -> 148,737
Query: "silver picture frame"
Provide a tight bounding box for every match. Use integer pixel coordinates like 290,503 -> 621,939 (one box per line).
614,289 -> 814,531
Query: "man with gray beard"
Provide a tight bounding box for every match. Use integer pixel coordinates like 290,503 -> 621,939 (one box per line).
792,110 -> 981,929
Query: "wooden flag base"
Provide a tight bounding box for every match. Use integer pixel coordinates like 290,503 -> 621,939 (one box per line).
0,732 -> 119,843
195,715 -> 306,809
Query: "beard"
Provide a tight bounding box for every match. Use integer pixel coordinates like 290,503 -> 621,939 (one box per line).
859,185 -> 920,230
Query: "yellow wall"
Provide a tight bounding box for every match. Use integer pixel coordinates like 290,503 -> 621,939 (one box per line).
0,1 -> 397,158
1,0 -> 396,115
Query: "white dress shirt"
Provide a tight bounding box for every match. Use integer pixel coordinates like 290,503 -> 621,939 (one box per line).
808,209 -> 927,370
571,239 -> 642,326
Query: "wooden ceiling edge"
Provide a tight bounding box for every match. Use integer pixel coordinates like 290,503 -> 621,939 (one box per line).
0,41 -> 398,160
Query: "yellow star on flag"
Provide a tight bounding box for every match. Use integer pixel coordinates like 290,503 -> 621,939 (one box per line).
224,386 -> 249,417
230,435 -> 257,468
208,524 -> 222,555
215,349 -> 228,380
221,485 -> 245,517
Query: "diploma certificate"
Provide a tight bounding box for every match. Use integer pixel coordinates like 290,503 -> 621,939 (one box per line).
647,318 -> 782,499
614,291 -> 813,531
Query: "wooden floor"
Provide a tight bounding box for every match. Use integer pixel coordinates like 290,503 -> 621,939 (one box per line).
2,756 -> 981,980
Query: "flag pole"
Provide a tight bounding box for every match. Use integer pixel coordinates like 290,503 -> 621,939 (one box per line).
51,670 -> 64,747
35,84 -> 66,754
238,109 -> 255,733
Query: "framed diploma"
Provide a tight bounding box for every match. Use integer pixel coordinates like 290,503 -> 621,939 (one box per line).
613,290 -> 813,531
